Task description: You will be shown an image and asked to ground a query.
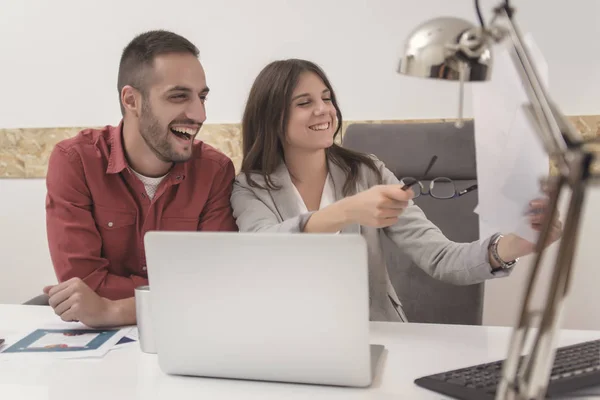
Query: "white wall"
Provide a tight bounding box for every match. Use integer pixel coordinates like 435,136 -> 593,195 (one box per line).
1,0 -> 599,128
483,189 -> 600,331
1,1 -> 599,328
0,180 -> 56,303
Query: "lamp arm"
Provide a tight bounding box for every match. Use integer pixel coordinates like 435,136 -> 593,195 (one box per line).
494,7 -> 583,167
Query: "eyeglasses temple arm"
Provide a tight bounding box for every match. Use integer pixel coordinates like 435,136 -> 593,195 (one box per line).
457,184 -> 479,197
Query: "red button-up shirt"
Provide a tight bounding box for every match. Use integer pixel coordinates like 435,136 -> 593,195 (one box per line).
45,122 -> 238,300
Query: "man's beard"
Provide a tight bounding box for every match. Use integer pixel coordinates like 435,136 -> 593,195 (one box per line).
139,98 -> 191,164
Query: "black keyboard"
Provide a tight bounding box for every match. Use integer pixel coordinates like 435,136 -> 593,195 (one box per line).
414,338 -> 600,399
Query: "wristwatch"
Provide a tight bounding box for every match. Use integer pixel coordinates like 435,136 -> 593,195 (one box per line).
489,234 -> 518,272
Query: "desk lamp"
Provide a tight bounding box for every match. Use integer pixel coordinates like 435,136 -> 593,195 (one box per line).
397,1 -> 596,399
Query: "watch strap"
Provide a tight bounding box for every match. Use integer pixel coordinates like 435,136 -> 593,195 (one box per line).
490,233 -> 518,271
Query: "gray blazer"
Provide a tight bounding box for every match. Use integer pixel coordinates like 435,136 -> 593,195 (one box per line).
230,156 -> 511,322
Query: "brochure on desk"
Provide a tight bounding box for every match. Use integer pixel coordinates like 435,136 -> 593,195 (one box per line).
0,327 -> 134,359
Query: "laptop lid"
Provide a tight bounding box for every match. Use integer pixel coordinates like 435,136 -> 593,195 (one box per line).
143,231 -> 372,387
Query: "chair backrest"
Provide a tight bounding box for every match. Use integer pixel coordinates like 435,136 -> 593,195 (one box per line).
342,121 -> 483,325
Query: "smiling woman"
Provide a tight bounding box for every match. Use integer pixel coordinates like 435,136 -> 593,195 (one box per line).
239,58 -> 382,196
229,57 -> 562,324
286,76 -> 336,152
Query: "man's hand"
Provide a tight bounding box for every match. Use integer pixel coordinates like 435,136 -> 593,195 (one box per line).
43,278 -> 119,328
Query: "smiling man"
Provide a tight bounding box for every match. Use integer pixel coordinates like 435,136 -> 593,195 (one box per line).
43,30 -> 237,328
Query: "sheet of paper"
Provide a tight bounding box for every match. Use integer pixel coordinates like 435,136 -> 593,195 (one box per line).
0,327 -> 131,359
472,33 -> 550,243
111,327 -> 138,350
27,332 -> 101,348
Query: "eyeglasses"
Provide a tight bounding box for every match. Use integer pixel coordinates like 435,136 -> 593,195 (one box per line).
399,155 -> 478,200
399,177 -> 478,199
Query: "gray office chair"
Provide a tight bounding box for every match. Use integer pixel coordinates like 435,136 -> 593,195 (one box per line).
342,121 -> 483,325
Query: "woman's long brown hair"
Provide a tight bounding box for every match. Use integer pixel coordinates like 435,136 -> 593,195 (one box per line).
240,58 -> 381,196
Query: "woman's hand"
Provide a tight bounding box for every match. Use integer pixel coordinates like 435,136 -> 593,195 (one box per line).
303,184 -> 414,233
496,198 -> 563,262
339,184 -> 414,228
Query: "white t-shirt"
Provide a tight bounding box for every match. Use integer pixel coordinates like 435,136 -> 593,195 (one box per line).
131,169 -> 168,200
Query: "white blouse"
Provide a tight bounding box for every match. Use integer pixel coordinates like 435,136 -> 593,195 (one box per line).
291,173 -> 340,234
291,173 -> 335,212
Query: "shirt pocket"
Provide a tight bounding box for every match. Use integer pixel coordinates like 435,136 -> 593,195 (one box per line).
160,217 -> 199,231
93,206 -> 137,263
94,207 -> 136,230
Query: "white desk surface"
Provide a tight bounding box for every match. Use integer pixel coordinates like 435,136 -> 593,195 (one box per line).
1,304 -> 599,400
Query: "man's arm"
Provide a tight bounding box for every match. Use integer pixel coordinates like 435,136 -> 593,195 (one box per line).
197,158 -> 238,232
45,145 -> 145,300
44,278 -> 136,328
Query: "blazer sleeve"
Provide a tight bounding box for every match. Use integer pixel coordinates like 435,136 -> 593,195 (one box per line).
231,175 -> 314,233
371,157 -> 512,285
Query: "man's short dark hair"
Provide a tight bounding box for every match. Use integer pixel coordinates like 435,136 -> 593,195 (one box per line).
117,30 -> 199,115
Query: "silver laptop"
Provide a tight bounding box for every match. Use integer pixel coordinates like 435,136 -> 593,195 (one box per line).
143,231 -> 385,387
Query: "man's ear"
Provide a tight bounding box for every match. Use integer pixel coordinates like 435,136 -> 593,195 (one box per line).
121,85 -> 142,117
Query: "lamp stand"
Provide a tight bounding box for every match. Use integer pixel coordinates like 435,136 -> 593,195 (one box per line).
484,4 -> 596,400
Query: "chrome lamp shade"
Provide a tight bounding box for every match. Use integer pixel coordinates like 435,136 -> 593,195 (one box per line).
397,16 -> 492,82
397,16 -> 496,128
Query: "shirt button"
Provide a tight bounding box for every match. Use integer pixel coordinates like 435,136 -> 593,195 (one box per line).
107,222 -> 114,227
176,176 -> 181,180
142,266 -> 147,271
